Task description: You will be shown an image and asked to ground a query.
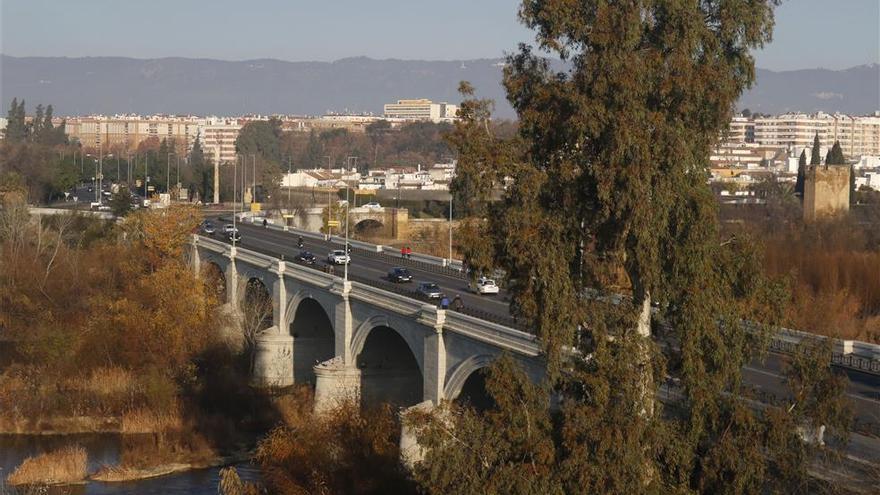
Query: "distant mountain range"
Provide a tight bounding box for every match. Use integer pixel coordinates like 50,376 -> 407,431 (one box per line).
1,55 -> 877,118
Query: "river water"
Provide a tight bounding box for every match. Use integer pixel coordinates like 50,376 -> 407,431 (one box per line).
0,434 -> 260,494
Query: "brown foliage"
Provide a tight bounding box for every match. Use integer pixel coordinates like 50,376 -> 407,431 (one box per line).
255,398 -> 414,495
7,445 -> 87,486
761,216 -> 880,341
0,202 -> 223,421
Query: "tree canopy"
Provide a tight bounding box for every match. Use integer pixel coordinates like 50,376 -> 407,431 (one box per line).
419,1 -> 849,493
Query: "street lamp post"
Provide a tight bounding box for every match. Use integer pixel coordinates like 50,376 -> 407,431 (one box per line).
233,157 -> 237,247
344,186 -> 350,282
166,152 -> 173,196
251,154 -> 256,203
448,194 -> 453,264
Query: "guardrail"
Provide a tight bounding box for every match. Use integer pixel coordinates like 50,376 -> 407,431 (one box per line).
199,229 -> 880,377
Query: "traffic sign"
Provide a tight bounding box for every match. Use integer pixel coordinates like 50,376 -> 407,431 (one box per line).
327,220 -> 340,227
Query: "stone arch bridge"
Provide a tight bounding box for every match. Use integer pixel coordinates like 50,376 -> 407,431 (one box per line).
191,235 -> 543,417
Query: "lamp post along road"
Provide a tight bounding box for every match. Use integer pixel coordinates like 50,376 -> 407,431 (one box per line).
233,156 -> 237,248
449,194 -> 453,264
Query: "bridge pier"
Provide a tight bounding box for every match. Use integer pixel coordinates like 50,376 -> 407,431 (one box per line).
400,400 -> 435,469
252,328 -> 294,387
225,247 -> 238,305
313,357 -> 361,414
419,307 -> 446,404
190,235 -> 201,277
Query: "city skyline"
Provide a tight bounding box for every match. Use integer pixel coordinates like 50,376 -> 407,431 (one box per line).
1,0 -> 878,71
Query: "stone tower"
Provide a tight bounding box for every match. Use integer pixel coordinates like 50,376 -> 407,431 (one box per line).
803,165 -> 850,222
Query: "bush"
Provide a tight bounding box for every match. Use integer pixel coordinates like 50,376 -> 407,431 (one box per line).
7,445 -> 87,486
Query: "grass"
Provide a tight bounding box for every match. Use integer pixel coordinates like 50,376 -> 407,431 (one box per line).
6,445 -> 87,486
121,407 -> 184,434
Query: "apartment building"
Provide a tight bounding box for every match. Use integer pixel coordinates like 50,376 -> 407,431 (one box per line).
383,99 -> 459,123
726,116 -> 755,143
202,118 -> 243,165
747,113 -> 880,159
65,115 -> 203,154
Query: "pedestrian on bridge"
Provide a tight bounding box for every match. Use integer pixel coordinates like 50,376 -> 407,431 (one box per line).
452,294 -> 464,312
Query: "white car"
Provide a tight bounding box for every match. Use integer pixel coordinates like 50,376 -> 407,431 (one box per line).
327,249 -> 350,265
223,224 -> 236,234
362,202 -> 382,209
471,277 -> 500,295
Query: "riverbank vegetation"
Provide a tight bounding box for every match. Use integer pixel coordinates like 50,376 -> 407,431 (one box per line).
0,194 -> 282,484
6,445 -> 87,486
761,214 -> 880,342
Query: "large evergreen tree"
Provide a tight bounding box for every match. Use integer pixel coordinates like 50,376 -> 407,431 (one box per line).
827,141 -> 845,165
810,133 -> 822,166
795,150 -> 807,196
5,98 -> 27,143
417,1 -> 849,493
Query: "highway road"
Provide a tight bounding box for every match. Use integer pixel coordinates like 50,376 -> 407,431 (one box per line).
207,216 -> 880,439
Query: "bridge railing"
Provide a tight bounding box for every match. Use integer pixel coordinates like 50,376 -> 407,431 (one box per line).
196,234 -> 880,376
444,310 -> 541,357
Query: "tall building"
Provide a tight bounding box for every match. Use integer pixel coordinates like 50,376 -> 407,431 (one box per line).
202,118 -> 243,165
383,99 -> 459,123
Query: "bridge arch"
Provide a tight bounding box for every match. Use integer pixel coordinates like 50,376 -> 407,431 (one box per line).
354,317 -> 424,408
243,277 -> 273,331
445,355 -> 496,412
287,293 -> 335,385
353,218 -> 384,235
201,261 -> 226,302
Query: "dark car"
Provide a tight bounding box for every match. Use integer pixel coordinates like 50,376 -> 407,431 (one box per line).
202,221 -> 216,234
387,267 -> 413,283
416,282 -> 444,300
296,250 -> 317,265
226,229 -> 241,242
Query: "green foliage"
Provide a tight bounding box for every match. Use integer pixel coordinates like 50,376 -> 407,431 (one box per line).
110,186 -> 133,216
4,98 -> 67,145
417,1 -> 849,494
810,133 -> 822,166
236,118 -> 283,163
795,150 -> 807,196
825,141 -> 845,166
412,356 -> 557,494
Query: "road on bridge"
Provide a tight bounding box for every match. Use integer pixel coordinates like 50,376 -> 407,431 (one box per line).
206,216 -> 880,442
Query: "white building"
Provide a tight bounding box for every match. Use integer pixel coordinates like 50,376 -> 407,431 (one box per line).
750,113 -> 880,159
383,99 -> 459,123
202,118 -> 242,165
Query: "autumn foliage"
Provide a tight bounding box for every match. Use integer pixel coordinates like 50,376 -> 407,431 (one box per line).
0,199 -> 222,424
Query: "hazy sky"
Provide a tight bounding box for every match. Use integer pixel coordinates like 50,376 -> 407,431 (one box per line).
1,0 -> 878,70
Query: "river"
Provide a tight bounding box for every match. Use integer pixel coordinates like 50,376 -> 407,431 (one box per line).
0,434 -> 260,494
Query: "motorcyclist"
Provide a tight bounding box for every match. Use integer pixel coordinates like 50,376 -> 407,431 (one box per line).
262,218 -> 268,228
298,235 -> 304,249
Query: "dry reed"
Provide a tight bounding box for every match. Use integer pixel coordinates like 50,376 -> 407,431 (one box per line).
6,445 -> 87,486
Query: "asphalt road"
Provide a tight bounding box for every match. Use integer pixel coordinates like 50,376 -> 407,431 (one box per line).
207,216 -> 880,436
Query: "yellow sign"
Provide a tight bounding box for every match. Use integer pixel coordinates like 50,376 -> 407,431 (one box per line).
355,189 -> 376,196
282,214 -> 295,219
250,202 -> 261,212
327,220 -> 340,227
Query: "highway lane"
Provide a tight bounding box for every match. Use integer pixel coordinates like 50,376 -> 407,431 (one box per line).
208,217 -> 880,431
210,217 -> 513,319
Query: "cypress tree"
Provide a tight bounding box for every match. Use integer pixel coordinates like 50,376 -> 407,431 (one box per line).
810,133 -> 821,166
850,164 -> 857,205
828,141 -> 845,165
33,104 -> 44,142
795,150 -> 806,196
